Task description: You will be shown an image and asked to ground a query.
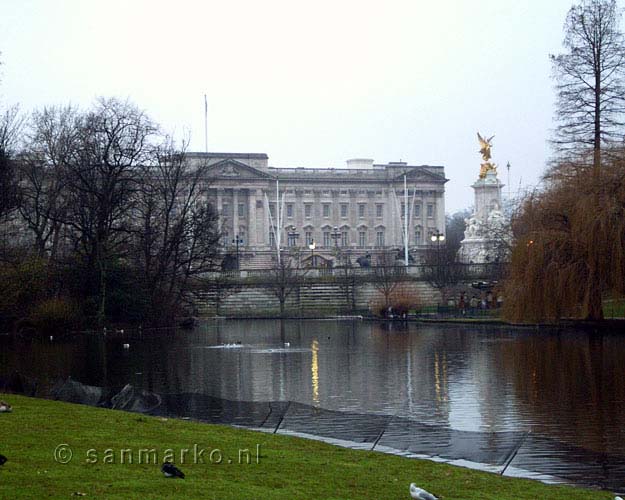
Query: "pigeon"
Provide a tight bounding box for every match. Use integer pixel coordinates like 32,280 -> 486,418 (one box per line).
0,454 -> 7,466
409,483 -> 438,500
161,462 -> 185,479
0,401 -> 12,413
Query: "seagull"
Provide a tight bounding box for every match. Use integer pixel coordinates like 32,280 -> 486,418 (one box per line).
122,343 -> 130,349
0,401 -> 12,413
615,496 -> 624,500
0,454 -> 7,466
284,342 -> 290,347
161,462 -> 185,479
409,484 -> 438,500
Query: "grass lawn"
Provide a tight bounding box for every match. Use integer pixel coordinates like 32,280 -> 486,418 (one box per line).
0,393 -> 616,500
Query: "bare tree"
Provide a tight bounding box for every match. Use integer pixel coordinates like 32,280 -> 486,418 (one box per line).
132,138 -> 221,323
267,255 -> 302,317
18,105 -> 79,258
551,0 -> 625,170
63,98 -> 157,324
371,251 -> 402,313
0,104 -> 23,220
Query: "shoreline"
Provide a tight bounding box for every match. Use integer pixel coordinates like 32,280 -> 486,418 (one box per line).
0,393 -> 616,500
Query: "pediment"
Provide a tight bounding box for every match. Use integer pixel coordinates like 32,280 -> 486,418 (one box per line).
393,167 -> 447,183
208,159 -> 274,180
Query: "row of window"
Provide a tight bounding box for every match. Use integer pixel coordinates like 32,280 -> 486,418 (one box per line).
224,227 -> 432,248
220,202 -> 437,219
268,228 -> 431,248
272,203 -> 435,219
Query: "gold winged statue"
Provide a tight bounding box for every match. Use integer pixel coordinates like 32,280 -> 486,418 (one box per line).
477,132 -> 497,178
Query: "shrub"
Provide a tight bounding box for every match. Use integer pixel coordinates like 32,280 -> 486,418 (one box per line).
369,287 -> 421,317
27,297 -> 80,334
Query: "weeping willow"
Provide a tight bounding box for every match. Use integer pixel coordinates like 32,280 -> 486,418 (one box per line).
503,159 -> 625,322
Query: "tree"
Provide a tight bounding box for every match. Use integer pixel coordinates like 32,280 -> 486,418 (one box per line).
132,138 -> 221,323
19,105 -> 79,258
267,255 -> 302,317
63,97 -> 157,324
551,0 -> 625,170
0,104 -> 23,220
503,158 -> 625,322
371,250 -> 402,314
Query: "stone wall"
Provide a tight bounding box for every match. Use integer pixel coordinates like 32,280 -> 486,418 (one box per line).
192,278 -> 443,317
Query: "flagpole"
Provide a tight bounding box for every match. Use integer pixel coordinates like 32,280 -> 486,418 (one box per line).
204,94 -> 208,153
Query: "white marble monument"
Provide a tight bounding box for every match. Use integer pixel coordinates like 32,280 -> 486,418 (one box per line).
459,134 -> 508,264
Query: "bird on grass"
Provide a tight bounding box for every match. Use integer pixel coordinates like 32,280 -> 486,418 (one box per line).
0,401 -> 12,413
161,462 -> 185,479
0,454 -> 7,466
615,496 -> 623,500
409,483 -> 438,500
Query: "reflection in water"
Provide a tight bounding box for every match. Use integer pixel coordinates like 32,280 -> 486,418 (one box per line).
2,320 -> 625,488
311,338 -> 319,406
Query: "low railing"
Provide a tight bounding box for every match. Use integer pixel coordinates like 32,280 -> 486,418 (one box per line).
204,262 -> 507,282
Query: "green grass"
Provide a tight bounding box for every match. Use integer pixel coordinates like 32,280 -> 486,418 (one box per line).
0,394 -> 615,500
604,297 -> 625,318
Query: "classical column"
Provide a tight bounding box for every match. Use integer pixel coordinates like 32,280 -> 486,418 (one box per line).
232,189 -> 239,240
437,189 -> 446,236
263,189 -> 270,248
216,188 -> 223,236
248,188 -> 257,247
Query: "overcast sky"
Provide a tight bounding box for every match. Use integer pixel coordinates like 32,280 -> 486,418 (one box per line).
0,0 -> 585,212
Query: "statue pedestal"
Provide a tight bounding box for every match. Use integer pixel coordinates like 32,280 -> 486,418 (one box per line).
459,171 -> 506,264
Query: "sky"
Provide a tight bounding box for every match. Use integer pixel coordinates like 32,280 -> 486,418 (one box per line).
0,0 -> 585,212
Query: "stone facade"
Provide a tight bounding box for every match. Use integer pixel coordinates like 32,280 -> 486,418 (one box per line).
187,153 -> 447,268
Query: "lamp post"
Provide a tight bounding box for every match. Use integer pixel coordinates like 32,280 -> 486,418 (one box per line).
308,240 -> 316,267
232,234 -> 244,270
430,230 -> 445,276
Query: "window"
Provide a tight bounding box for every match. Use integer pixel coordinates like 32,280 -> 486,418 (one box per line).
269,203 -> 275,218
341,231 -> 349,246
415,227 -> 422,244
269,230 -> 275,247
376,204 -> 383,218
376,231 -> 385,246
305,231 -> 313,245
427,203 -> 434,218
304,204 -> 312,218
222,203 -> 230,216
323,204 -> 330,218
414,203 -> 421,217
223,230 -> 229,245
359,231 -> 366,247
401,203 -> 406,217
323,231 -> 331,247
340,204 -> 348,218
287,203 -> 293,218
287,234 -> 298,247
238,203 -> 245,217
358,203 -> 366,218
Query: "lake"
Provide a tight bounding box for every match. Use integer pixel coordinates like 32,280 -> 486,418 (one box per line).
1,319 -> 624,491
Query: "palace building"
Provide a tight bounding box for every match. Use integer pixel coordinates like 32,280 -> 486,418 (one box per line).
187,152 -> 447,268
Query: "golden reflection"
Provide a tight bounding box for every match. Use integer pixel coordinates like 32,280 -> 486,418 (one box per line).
311,338 -> 319,406
435,352 -> 441,403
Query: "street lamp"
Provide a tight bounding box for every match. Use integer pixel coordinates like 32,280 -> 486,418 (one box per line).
308,240 -> 316,267
430,230 -> 445,273
232,234 -> 244,270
